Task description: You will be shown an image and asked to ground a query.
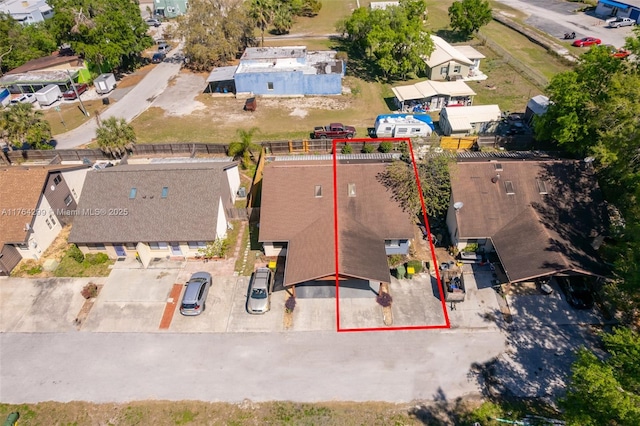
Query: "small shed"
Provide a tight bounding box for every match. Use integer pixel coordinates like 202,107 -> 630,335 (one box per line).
94,73 -> 116,95
206,66 -> 237,94
439,104 -> 501,136
524,95 -> 550,125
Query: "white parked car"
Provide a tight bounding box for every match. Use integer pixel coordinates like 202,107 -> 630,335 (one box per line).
10,94 -> 36,105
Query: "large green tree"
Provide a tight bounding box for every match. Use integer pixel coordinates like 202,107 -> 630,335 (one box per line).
448,0 -> 492,39
95,116 -> 135,158
339,0 -> 433,79
0,103 -> 53,149
176,0 -> 255,71
47,0 -> 153,72
0,13 -> 57,74
562,328 -> 640,425
377,156 -> 452,219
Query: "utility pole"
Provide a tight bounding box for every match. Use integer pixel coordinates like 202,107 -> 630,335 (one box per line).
65,69 -> 89,117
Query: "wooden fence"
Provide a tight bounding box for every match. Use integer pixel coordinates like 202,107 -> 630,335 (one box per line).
440,136 -> 478,150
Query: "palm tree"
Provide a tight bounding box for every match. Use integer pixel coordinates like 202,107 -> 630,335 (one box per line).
95,116 -> 136,158
0,103 -> 52,149
228,127 -> 261,169
249,0 -> 275,47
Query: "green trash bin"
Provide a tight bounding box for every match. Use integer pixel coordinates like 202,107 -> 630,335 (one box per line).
4,412 -> 19,426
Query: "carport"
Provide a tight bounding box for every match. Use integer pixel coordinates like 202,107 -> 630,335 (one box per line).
295,278 -> 377,298
205,66 -> 237,94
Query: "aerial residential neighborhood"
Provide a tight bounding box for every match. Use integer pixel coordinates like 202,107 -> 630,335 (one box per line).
1,0 -> 640,424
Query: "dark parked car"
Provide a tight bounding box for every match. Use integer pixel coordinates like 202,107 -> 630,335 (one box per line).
180,272 -> 212,316
556,276 -> 594,309
152,52 -> 166,63
62,83 -> 88,100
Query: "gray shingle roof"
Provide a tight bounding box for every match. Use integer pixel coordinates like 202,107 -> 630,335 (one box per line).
69,162 -> 236,244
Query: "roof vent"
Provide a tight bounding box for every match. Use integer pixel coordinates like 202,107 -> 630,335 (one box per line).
536,179 -> 548,195
129,188 -> 137,199
494,162 -> 503,171
348,183 -> 356,197
491,174 -> 500,183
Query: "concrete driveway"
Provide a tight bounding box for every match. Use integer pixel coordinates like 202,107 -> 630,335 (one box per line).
0,277 -> 105,332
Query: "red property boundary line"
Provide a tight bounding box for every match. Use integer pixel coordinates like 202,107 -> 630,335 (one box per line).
332,138 -> 451,332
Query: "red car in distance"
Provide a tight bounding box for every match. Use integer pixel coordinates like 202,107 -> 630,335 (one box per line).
572,37 -> 602,47
603,44 -> 631,59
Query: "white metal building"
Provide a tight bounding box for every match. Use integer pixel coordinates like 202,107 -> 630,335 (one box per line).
439,104 -> 501,136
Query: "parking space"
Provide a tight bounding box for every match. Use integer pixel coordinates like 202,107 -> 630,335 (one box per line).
0,277 -> 101,332
82,269 -> 179,332
506,278 -> 604,327
390,275 -> 448,327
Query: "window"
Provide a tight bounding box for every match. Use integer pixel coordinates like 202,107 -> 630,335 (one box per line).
440,66 -> 448,75
72,188 -> 78,198
348,183 -> 356,197
267,82 -> 274,90
272,242 -> 288,249
453,65 -> 461,73
493,162 -> 503,171
188,242 -> 207,249
504,181 -> 515,195
396,127 -> 407,134
149,242 -> 168,250
129,188 -> 137,199
161,187 -> 169,198
53,175 -> 62,185
17,243 -> 29,250
45,219 -> 52,229
87,243 -> 106,250
412,128 -> 421,133
315,185 -> 322,198
64,194 -> 73,206
49,214 -> 56,226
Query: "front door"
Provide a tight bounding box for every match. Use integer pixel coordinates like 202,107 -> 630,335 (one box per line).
114,245 -> 126,257
170,243 -> 182,255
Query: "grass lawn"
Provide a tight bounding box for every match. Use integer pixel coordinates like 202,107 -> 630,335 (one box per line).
131,77 -> 391,144
480,21 -> 571,80
287,0 -> 358,35
44,99 -> 107,136
53,252 -> 112,277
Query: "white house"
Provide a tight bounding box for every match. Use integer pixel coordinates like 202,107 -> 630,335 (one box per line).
439,104 -> 501,136
0,0 -> 54,24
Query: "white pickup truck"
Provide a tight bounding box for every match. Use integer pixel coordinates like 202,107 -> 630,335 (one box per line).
608,17 -> 635,28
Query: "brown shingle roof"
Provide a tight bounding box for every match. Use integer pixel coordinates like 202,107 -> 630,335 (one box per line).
0,165 -> 82,251
7,53 -> 81,75
68,162 -> 236,244
260,160 -> 413,286
451,160 -> 608,282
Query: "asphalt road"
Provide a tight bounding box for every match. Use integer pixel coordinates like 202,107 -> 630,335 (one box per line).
54,50 -> 183,150
0,330 -> 505,403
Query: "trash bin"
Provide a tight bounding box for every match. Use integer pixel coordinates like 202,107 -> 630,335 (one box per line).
102,97 -> 110,105
244,97 -> 256,112
4,412 -> 20,426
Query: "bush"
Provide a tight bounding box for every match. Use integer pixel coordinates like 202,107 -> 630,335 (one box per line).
26,265 -> 43,275
379,141 -> 393,153
81,282 -> 99,299
406,259 -> 423,274
84,253 -> 109,265
285,296 -> 296,313
462,243 -> 479,253
377,292 -> 393,307
68,244 -> 85,263
341,144 -> 353,154
387,254 -> 406,267
361,143 -> 375,153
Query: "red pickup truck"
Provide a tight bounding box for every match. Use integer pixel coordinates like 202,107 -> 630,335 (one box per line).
312,123 -> 356,139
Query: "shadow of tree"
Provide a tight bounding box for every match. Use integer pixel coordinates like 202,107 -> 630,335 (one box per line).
435,29 -> 473,44
408,387 -> 471,424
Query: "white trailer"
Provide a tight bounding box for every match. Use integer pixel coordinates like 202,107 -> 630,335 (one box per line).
35,84 -> 62,107
94,73 -> 117,95
373,114 -> 434,138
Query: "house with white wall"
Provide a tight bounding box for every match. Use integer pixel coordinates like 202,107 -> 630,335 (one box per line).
0,165 -> 90,276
